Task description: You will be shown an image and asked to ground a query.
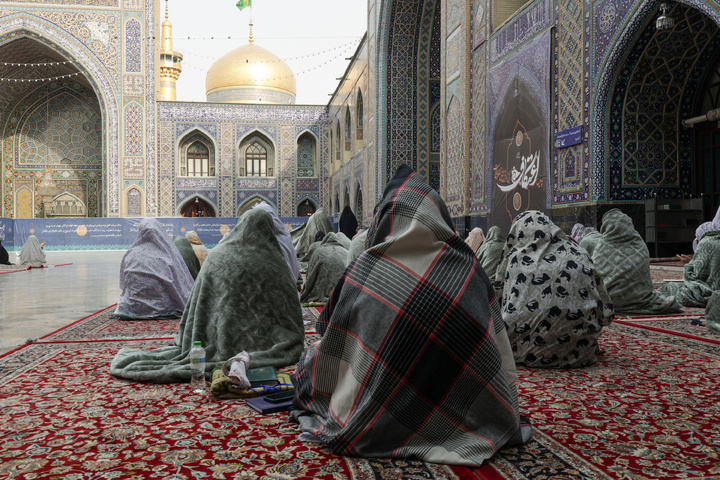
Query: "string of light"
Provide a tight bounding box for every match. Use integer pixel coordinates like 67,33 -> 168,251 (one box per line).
0,71 -> 84,83
182,39 -> 360,65
202,41 -> 357,83
0,60 -> 79,67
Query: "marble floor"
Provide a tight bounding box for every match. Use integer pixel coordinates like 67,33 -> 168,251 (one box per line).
0,250 -> 125,354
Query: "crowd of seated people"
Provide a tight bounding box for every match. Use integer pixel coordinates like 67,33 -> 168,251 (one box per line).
107,165 -> 720,468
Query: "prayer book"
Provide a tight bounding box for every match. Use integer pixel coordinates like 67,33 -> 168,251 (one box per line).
246,395 -> 293,414
246,366 -> 278,387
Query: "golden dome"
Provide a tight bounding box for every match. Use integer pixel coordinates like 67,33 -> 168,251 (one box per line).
205,43 -> 296,104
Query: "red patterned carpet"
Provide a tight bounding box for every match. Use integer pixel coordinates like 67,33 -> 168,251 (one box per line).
2,306 -> 719,479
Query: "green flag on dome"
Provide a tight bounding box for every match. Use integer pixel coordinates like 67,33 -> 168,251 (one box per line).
236,0 -> 252,11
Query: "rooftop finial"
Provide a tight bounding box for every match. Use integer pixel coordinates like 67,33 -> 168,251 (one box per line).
165,0 -> 169,19
249,20 -> 253,43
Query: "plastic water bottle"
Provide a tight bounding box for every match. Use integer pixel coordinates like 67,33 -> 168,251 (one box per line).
189,341 -> 206,393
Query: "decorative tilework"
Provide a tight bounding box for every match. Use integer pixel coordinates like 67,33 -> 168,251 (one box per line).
447,0 -> 463,32
123,102 -> 142,156
143,0 -> 155,215
446,27 -> 462,84
489,0 -> 552,64
220,123 -> 233,176
220,176 -> 234,217
416,0 -> 439,184
553,0 -> 588,204
123,0 -> 142,10
126,186 -> 141,216
376,0 -> 424,187
472,0 -> 486,48
124,17 -> 141,74
605,3 -> 720,201
123,74 -> 144,96
297,133 -> 315,177
280,178 -> 294,217
469,40 -> 486,212
444,96 -> 465,217
178,178 -> 216,189
123,157 -> 144,178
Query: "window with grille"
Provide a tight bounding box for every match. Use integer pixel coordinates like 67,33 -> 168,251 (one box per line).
187,142 -> 210,176
246,142 -> 267,177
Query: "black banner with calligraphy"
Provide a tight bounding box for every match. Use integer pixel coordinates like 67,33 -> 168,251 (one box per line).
491,78 -> 548,234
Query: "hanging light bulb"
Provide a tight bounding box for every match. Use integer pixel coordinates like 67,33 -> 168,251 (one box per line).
656,2 -> 675,30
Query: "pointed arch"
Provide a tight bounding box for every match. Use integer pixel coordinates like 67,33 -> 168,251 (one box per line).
345,106 -> 352,151
0,15 -> 119,215
238,196 -> 274,216
124,186 -> 143,217
296,130 -> 317,177
177,194 -> 217,217
335,120 -> 342,162
239,130 -> 276,177
355,183 -> 364,227
356,90 -> 364,140
178,129 -> 217,177
297,197 -> 318,217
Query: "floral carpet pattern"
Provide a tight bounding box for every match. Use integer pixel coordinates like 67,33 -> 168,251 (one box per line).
3,303 -> 720,479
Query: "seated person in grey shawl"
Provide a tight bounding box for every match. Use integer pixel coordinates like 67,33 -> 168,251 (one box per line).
291,164 -> 531,466
291,208 -> 334,258
172,235 -> 201,280
18,235 -> 47,267
494,211 -> 615,368
592,209 -> 682,315
476,226 -> 505,280
110,208 -> 305,383
346,229 -> 368,266
706,291 -> 720,334
298,231 -> 326,274
254,201 -> 300,285
300,232 -> 348,304
658,224 -> 720,308
114,218 -> 193,320
578,229 -> 601,256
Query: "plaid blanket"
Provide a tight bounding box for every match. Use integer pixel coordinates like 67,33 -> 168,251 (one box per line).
291,165 -> 530,466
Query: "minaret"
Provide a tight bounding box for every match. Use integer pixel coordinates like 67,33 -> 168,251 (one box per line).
158,0 -> 182,101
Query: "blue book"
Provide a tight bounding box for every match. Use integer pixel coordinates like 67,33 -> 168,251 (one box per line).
246,395 -> 293,414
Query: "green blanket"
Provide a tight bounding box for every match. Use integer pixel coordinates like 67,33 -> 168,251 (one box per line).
658,230 -> 720,308
172,235 -> 201,280
300,232 -> 348,304
475,226 -> 505,281
110,208 -> 305,383
579,230 -> 601,256
291,208 -> 334,258
592,209 -> 682,315
706,291 -> 720,334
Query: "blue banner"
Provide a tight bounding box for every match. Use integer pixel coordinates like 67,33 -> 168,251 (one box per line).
9,216 -> 313,251
555,125 -> 583,149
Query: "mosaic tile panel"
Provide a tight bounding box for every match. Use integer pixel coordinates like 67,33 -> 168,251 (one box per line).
0,0 -> 117,5
124,17 -> 141,74
123,157 -> 144,178
126,186 -> 142,216
377,0 -> 424,185
123,102 -> 142,156
472,0 -> 486,48
13,178 -> 34,218
143,0 -> 155,215
123,74 -> 144,96
297,133 -> 315,177
444,96 -> 465,217
415,0 -> 438,184
489,0 -> 552,64
123,0 -> 142,9
470,40 -> 486,213
447,0 -> 463,33
553,0 -> 588,204
220,123 -> 233,177
280,178 -> 294,217
220,176 -> 234,217
17,90 -> 102,168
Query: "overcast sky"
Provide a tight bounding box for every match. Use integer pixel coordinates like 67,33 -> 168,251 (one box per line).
167,0 -> 368,105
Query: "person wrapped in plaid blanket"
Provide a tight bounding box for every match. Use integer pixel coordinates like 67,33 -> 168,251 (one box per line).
291,164 -> 531,466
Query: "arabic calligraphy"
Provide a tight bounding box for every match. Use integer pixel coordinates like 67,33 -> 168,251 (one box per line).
496,151 -> 541,192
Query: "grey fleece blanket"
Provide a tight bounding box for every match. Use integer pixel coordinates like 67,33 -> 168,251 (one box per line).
579,230 -> 602,256
172,235 -> 201,280
658,230 -> 720,308
592,209 -> 682,315
476,226 -> 505,281
110,208 -> 305,383
706,291 -> 720,334
346,230 -> 368,266
291,208 -> 334,258
300,232 -> 348,304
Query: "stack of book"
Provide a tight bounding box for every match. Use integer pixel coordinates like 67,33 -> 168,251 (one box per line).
244,366 -> 296,414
